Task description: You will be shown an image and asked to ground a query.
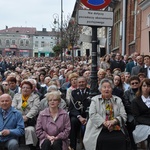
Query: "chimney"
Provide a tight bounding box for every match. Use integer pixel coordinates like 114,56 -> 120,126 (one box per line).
52,28 -> 55,32
42,28 -> 46,32
6,26 -> 8,29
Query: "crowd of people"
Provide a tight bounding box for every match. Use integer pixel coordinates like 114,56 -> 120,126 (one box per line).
0,51 -> 150,150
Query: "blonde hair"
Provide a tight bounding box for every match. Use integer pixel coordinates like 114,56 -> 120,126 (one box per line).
46,91 -> 61,102
68,73 -> 79,81
97,68 -> 106,76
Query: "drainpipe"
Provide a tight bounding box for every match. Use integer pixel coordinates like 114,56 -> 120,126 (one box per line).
106,7 -> 111,54
122,0 -> 127,55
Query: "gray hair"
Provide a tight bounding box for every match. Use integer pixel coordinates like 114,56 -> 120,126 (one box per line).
124,72 -> 130,76
98,78 -> 114,90
47,85 -> 58,92
28,78 -> 37,85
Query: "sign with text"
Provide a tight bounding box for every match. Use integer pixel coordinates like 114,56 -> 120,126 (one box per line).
78,10 -> 113,27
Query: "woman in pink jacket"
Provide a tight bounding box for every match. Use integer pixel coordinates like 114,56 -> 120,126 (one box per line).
36,91 -> 71,150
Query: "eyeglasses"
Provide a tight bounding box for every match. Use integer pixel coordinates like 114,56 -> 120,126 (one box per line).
131,82 -> 139,85
2,84 -> 8,86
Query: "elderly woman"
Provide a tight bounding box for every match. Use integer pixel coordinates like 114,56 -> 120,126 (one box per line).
40,85 -> 66,111
36,91 -> 71,150
132,78 -> 150,144
66,72 -> 78,106
83,78 -> 127,150
12,80 -> 40,150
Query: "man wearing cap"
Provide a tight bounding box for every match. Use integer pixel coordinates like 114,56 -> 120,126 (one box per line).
0,94 -> 24,150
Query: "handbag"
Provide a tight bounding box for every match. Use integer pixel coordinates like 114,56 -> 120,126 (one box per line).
25,115 -> 37,127
121,117 -> 132,150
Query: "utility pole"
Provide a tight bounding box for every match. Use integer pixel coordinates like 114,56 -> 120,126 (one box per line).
60,0 -> 63,61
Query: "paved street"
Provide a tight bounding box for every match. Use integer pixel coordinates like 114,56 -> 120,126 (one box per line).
19,142 -> 82,150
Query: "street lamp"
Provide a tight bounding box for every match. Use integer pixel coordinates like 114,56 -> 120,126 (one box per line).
52,1 -> 63,62
53,14 -> 59,27
53,13 -> 59,44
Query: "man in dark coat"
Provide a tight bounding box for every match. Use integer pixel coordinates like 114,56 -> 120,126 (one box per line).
139,55 -> 150,79
110,52 -> 126,72
126,52 -> 139,74
69,76 -> 90,150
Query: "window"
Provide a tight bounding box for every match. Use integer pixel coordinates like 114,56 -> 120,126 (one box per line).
6,40 -> 10,46
50,43 -> 54,47
35,41 -> 38,47
26,40 -> 29,46
41,41 -> 45,47
147,14 -> 150,27
0,39 -> 2,45
114,9 -> 120,47
12,40 -> 15,45
20,40 -> 24,46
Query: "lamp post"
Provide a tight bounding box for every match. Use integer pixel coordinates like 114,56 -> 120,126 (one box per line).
60,0 -> 63,61
53,13 -> 59,44
53,13 -> 63,61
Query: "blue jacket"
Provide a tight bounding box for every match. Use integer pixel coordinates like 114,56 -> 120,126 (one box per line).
126,61 -> 135,74
0,106 -> 25,142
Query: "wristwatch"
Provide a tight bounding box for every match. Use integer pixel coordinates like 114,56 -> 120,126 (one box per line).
77,115 -> 81,119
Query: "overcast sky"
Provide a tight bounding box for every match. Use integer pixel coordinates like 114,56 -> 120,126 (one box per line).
0,0 -> 76,31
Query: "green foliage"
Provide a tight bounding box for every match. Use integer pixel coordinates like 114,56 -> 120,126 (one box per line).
52,45 -> 61,56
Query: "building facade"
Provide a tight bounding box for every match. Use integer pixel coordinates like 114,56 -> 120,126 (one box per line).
33,28 -> 58,57
0,27 -> 36,57
139,0 -> 150,55
72,0 -> 150,56
0,27 -> 58,57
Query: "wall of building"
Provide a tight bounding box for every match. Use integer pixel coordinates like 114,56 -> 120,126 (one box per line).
33,35 -> 56,57
140,6 -> 150,54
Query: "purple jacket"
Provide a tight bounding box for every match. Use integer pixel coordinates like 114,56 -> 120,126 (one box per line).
36,108 -> 71,150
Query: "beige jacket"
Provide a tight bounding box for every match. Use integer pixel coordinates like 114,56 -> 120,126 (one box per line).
12,93 -> 40,118
83,94 -> 127,150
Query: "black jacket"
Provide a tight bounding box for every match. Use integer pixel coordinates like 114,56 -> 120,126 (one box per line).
69,88 -> 90,118
132,96 -> 150,125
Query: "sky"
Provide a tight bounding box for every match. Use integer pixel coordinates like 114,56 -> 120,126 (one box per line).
0,0 -> 76,31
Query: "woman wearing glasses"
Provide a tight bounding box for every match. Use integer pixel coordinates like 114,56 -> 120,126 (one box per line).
12,80 -> 40,150
36,91 -> 71,150
123,75 -> 141,150
132,78 -> 150,145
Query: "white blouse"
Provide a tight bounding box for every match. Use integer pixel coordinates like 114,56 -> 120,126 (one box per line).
141,95 -> 150,108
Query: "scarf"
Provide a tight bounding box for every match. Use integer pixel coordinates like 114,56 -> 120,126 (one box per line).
105,99 -> 120,130
22,95 -> 30,111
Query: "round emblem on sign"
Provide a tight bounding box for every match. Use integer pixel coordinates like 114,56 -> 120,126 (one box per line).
81,0 -> 111,10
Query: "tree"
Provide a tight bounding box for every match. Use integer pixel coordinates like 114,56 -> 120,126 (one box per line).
52,45 -> 61,56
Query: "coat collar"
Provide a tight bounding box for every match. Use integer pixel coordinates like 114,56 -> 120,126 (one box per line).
0,107 -> 17,127
41,107 -> 66,117
98,94 -> 117,104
